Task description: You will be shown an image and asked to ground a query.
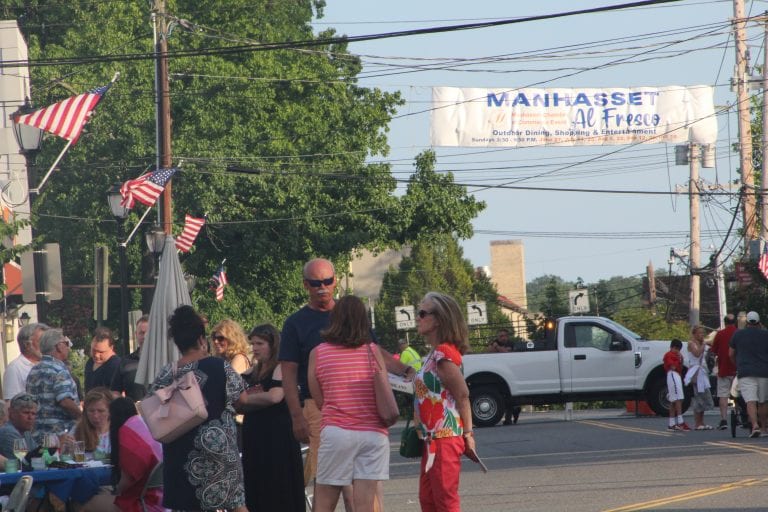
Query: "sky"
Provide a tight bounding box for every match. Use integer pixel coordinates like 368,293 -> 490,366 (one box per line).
315,0 -> 757,290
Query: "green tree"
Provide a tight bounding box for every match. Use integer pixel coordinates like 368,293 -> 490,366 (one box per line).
374,234 -> 505,354
612,308 -> 689,341
7,2 -> 485,337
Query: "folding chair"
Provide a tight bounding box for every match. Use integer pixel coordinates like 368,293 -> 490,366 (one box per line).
5,475 -> 33,512
139,461 -> 164,512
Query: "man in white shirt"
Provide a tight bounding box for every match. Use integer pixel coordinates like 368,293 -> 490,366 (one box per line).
2,323 -> 49,401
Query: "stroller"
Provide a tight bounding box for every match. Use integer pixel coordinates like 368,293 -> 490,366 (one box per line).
728,377 -> 750,437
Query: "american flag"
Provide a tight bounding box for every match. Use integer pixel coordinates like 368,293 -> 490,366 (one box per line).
175,215 -> 205,252
12,84 -> 111,144
759,244 -> 768,280
120,167 -> 178,209
211,263 -> 228,301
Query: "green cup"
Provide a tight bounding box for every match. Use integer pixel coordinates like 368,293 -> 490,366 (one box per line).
5,458 -> 19,473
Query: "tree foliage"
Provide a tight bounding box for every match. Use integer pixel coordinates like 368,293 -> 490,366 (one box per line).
611,308 -> 690,341
373,233 -> 505,354
4,1 -> 485,338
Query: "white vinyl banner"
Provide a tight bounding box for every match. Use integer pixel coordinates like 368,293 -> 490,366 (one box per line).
430,86 -> 717,147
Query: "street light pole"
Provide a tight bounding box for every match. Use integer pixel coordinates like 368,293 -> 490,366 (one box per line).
10,99 -> 44,322
107,183 -> 130,355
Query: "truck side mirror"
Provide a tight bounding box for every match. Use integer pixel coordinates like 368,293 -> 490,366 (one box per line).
610,335 -> 629,351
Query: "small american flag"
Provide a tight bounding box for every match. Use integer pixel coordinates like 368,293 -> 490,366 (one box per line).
212,263 -> 228,301
120,167 -> 178,209
175,215 -> 205,252
12,84 -> 111,144
759,244 -> 768,280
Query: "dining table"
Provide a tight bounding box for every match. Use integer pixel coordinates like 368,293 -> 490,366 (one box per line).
0,463 -> 111,504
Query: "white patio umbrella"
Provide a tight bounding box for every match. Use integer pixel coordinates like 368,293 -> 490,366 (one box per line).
135,235 -> 191,388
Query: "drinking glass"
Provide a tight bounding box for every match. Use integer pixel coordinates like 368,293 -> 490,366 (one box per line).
60,440 -> 74,462
42,434 -> 60,458
12,438 -> 28,469
73,441 -> 86,463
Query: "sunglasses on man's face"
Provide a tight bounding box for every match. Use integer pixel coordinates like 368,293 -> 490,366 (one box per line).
305,277 -> 335,288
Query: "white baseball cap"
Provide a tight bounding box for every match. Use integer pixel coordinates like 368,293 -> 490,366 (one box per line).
747,311 -> 760,324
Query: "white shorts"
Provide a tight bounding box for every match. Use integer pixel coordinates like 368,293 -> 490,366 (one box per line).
667,371 -> 684,402
737,376 -> 768,403
316,425 -> 390,486
716,375 -> 735,398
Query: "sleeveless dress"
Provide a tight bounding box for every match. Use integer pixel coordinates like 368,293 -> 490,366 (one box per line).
241,371 -> 305,512
149,356 -> 245,511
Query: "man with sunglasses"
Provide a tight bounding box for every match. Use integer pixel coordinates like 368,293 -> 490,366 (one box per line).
279,258 -> 415,509
26,329 -> 81,441
0,393 -> 39,462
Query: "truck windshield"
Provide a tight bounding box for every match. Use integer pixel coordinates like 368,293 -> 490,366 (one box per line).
602,318 -> 644,340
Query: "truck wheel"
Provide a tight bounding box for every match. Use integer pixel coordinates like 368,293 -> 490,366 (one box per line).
470,386 -> 504,427
646,378 -> 692,416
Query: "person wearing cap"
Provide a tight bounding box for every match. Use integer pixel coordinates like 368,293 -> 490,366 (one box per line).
0,392 -> 39,462
729,311 -> 768,438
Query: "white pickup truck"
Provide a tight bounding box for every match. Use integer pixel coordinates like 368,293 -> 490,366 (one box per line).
465,316 -> 690,426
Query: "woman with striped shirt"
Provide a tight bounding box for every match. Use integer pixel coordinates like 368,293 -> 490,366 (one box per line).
308,295 -> 391,512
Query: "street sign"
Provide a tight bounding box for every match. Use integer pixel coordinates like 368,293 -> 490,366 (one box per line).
395,305 -> 416,330
467,301 -> 487,325
569,289 -> 590,314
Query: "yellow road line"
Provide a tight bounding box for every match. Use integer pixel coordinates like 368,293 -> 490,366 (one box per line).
580,419 -> 672,437
603,477 -> 765,511
707,440 -> 768,455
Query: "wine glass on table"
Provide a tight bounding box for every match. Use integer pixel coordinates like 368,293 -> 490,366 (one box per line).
43,433 -> 60,461
12,438 -> 28,470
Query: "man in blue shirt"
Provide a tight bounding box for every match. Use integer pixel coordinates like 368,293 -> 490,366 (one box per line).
26,329 -> 81,442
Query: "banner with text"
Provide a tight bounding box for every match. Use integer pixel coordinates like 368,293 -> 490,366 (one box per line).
430,86 -> 716,147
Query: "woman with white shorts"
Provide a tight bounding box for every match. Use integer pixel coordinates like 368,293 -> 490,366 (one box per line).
308,296 -> 391,512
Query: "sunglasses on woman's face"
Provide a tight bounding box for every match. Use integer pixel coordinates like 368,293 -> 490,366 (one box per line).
417,309 -> 434,319
305,277 -> 335,288
212,335 -> 227,343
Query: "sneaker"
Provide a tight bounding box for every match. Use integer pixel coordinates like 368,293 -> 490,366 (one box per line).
667,425 -> 678,431
718,420 -> 728,430
750,429 -> 761,438
679,422 -> 692,431
502,419 -> 513,426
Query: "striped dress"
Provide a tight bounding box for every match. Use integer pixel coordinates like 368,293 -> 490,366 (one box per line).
314,342 -> 388,435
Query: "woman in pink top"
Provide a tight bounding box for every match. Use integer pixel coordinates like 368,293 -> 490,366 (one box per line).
308,295 -> 391,512
80,397 -> 165,512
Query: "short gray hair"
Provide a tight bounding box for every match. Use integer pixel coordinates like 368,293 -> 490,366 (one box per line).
39,328 -> 65,355
17,322 -> 49,351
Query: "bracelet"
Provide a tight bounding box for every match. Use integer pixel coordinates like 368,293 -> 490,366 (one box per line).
462,430 -> 473,438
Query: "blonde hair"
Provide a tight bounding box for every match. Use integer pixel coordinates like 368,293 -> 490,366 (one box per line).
211,318 -> 251,362
75,387 -> 113,451
422,291 -> 469,354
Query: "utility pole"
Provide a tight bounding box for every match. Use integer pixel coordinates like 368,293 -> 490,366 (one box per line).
733,0 -> 757,248
689,143 -> 701,327
153,0 -> 173,235
762,12 -> 768,241
715,252 -> 727,329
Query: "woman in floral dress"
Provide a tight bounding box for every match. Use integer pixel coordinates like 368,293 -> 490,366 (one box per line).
413,291 -> 477,512
148,305 -> 247,512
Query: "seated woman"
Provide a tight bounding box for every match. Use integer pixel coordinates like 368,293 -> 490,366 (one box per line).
79,397 -> 165,512
73,387 -> 113,457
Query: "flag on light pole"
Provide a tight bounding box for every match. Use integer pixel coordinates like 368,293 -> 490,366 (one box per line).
211,262 -> 228,301
12,84 -> 112,144
120,167 -> 178,209
175,215 -> 205,252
